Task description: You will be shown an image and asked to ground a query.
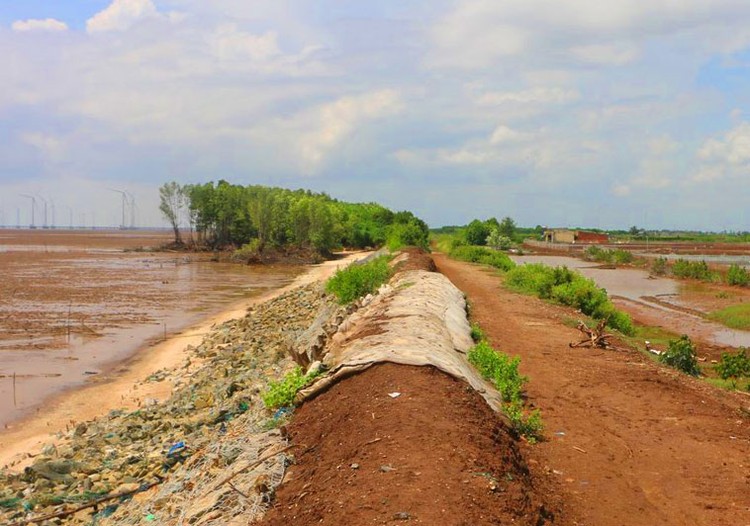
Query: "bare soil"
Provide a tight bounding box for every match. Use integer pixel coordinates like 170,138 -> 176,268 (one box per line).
262,363 -> 564,526
435,254 -> 750,526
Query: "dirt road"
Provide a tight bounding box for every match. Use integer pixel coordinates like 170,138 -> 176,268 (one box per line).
435,253 -> 750,526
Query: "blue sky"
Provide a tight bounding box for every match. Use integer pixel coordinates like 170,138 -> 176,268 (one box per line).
0,0 -> 749,229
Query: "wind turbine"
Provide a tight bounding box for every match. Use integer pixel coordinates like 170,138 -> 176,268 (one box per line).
35,194 -> 48,229
108,189 -> 128,229
20,194 -> 37,229
125,191 -> 136,229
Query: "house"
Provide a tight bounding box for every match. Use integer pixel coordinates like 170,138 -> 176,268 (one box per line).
543,229 -> 609,244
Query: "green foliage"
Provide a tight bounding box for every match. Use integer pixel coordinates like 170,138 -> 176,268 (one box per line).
232,239 -> 263,261
177,180 -> 426,253
467,340 -> 543,441
651,257 -> 668,276
498,216 -> 517,239
449,245 -> 515,271
465,219 -> 490,246
727,264 -> 750,287
659,335 -> 701,376
326,256 -> 393,304
715,348 -> 750,385
262,367 -> 320,409
470,322 -> 486,343
486,228 -> 513,250
708,303 -> 750,330
584,246 -> 633,265
671,259 -> 716,281
505,264 -> 634,335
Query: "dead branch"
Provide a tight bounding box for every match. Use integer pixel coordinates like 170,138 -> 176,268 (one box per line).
569,317 -> 616,349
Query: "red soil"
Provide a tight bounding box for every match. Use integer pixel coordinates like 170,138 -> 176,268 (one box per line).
435,254 -> 750,526
262,363 -> 563,526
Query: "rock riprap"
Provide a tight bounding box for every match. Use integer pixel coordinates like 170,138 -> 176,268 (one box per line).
0,282 -> 346,526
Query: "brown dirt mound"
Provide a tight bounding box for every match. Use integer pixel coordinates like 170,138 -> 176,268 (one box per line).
393,246 -> 437,273
261,363 -> 560,526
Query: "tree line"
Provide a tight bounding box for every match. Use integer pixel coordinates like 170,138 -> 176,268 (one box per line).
159,180 -> 429,254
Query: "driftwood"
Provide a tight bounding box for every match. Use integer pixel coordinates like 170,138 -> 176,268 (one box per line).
569,318 -> 616,349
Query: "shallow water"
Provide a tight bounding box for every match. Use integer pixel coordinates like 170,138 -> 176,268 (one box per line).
0,231 -> 302,429
511,254 -> 750,348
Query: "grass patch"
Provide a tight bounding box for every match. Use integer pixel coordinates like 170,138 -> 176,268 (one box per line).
708,303 -> 750,330
262,367 -> 321,409
449,245 -> 515,271
504,263 -> 634,335
467,339 -> 543,442
326,255 -> 392,304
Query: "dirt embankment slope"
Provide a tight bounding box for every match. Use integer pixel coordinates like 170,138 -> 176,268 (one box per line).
262,250 -> 564,526
435,253 -> 750,526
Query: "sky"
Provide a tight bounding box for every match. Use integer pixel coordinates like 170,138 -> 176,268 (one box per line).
0,0 -> 749,230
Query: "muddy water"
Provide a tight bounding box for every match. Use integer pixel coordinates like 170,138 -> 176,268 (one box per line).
0,231 -> 302,429
512,255 -> 750,348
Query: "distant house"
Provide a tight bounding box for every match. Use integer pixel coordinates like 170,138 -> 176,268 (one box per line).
543,229 -> 608,244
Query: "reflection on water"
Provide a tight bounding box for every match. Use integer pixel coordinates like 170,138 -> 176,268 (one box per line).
511,254 -> 750,348
0,244 -> 302,429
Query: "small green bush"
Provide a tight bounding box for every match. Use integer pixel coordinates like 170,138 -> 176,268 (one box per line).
672,259 -> 715,281
651,257 -> 668,276
470,322 -> 485,343
486,228 -> 513,250
727,264 -> 750,287
584,246 -> 632,265
467,340 -> 543,441
611,249 -> 634,265
326,256 -> 392,304
659,335 -> 701,376
715,348 -> 750,385
505,264 -> 634,335
450,245 -> 515,271
262,367 -> 320,409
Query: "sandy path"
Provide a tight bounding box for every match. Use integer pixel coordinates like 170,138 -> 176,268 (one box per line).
435,253 -> 750,526
0,253 -> 366,470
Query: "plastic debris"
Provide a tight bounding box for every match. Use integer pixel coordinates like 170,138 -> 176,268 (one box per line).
388,392 -> 401,398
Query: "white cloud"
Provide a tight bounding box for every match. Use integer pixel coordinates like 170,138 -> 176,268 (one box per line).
570,42 -> 639,65
478,87 -> 579,106
11,19 -> 68,32
489,125 -> 531,144
295,90 -> 403,172
211,25 -> 281,62
427,0 -> 750,69
87,0 -> 160,34
694,122 -> 750,182
612,184 -> 631,197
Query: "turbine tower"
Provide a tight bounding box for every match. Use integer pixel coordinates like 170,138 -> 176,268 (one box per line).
20,194 -> 36,229
108,189 -> 128,229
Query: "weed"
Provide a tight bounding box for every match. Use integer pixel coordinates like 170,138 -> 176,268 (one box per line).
262,367 -> 320,409
727,264 -> 750,287
470,322 -> 486,343
708,303 -> 750,330
450,245 -> 515,271
671,259 -> 716,281
659,335 -> 701,376
326,255 -> 392,304
467,339 -> 544,442
715,348 -> 750,387
651,257 -> 668,276
504,264 -> 634,335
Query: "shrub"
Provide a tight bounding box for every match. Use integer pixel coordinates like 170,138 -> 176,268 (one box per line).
465,219 -> 491,246
467,340 -> 543,441
715,348 -> 750,386
672,259 -> 715,281
651,257 -> 668,276
232,238 -> 262,261
505,264 -> 635,335
659,335 -> 700,376
611,249 -> 634,265
727,264 -> 750,287
326,255 -> 392,304
486,228 -> 513,250
262,367 -> 320,409
470,322 -> 485,343
450,245 -> 515,271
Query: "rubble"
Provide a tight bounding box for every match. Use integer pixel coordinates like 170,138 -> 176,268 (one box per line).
0,282 -> 347,526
